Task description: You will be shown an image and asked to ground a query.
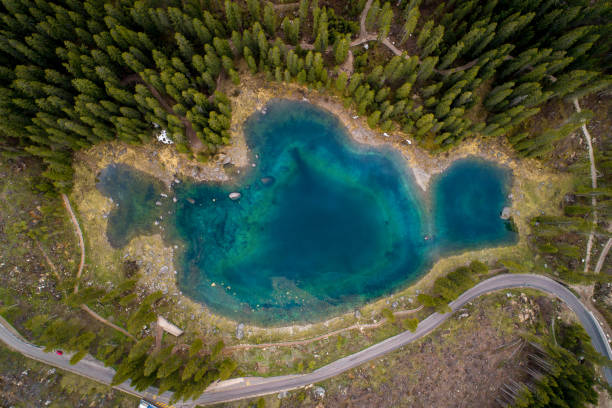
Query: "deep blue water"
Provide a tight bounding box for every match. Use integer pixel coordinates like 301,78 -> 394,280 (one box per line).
97,99 -> 516,325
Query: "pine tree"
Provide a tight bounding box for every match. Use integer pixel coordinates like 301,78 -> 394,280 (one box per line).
347,73 -> 363,95
334,34 -> 350,64
400,8 -> 420,45
268,46 -> 281,68
286,50 -> 300,76
493,12 -> 535,46
396,80 -> 413,99
175,32 -> 194,61
365,0 -> 380,31
484,82 -> 515,110
299,0 -> 309,23
224,1 -> 242,32
552,25 -> 592,51
335,71 -> 348,93
313,8 -> 328,53
378,2 -> 393,40
281,17 -> 300,45
421,25 -> 444,57
415,113 -> 435,136
416,20 -> 433,49
416,56 -> 438,83
438,42 -> 464,70
262,2 -> 277,36
246,0 -> 261,22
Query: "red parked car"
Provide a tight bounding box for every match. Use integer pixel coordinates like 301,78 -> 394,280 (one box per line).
55,350 -> 63,356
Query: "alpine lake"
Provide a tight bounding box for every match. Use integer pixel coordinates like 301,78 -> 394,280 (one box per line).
97,99 -> 516,326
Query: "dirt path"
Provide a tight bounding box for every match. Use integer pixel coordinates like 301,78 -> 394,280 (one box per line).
436,59 -> 479,75
573,98 -> 599,273
272,2 -> 298,12
338,50 -> 355,75
360,0 -> 374,39
80,304 -> 136,340
36,240 -> 61,281
224,305 -> 423,353
595,236 -> 612,274
299,0 -> 374,53
60,194 -> 136,339
61,193 -> 85,293
381,37 -> 402,55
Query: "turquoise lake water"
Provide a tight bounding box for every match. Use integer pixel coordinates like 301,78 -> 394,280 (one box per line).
97,99 -> 516,325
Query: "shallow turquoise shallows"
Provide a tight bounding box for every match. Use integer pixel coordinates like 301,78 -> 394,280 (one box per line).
97,99 -> 516,325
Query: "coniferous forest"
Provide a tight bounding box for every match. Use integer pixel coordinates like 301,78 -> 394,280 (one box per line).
0,0 -> 611,406
0,0 -> 610,192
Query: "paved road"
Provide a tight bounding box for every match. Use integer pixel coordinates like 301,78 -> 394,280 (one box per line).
1,274 -> 611,407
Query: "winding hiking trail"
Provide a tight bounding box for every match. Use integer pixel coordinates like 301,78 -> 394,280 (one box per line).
224,306 -> 423,353
80,304 -> 136,340
360,0 -> 373,38
573,98 -> 599,273
61,193 -> 136,339
36,240 -> 61,281
595,236 -> 612,274
61,193 -> 85,292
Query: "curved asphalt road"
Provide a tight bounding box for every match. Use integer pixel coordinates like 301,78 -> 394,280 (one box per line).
1,273 -> 610,407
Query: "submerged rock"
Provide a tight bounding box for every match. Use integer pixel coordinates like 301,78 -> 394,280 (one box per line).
229,192 -> 241,200
260,176 -> 275,186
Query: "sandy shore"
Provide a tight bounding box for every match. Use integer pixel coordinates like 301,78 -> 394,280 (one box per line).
69,75 -> 573,340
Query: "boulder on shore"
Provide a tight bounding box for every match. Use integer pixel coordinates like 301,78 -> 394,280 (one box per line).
500,206 -> 511,220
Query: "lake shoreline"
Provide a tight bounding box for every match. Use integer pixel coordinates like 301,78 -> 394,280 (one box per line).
69,75 -> 573,338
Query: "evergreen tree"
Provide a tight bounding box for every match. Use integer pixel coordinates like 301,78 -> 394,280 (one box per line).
438,42 -> 464,70
416,20 -> 433,50
416,56 -> 438,83
224,0 -> 242,32
281,18 -> 300,45
378,2 -> 393,40
365,0 -> 381,31
313,8 -> 328,53
400,8 -> 420,45
246,0 -> 261,22
262,2 -> 277,36
299,0 -> 310,24
421,25 -> 444,58
334,35 -> 350,64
